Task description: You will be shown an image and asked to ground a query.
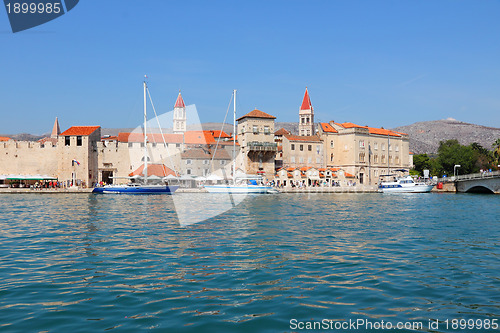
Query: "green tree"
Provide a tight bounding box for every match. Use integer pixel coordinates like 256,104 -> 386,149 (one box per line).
412,154 -> 431,176
436,139 -> 476,176
470,142 -> 493,171
493,138 -> 500,167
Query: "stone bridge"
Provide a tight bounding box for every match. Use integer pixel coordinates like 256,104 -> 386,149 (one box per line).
443,170 -> 500,194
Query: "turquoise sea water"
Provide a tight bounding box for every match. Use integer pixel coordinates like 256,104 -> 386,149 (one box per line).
0,193 -> 499,332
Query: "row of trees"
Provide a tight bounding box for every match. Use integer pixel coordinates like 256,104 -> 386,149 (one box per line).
412,139 -> 500,177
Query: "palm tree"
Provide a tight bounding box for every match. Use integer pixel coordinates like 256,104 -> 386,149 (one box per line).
493,138 -> 500,166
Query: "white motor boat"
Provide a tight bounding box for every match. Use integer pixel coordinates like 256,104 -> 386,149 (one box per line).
378,175 -> 434,193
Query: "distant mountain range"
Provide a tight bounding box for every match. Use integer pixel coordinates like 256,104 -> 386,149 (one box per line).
2,119 -> 499,155
391,119 -> 500,154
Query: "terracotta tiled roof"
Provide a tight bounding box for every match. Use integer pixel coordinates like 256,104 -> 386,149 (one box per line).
0,136 -> 11,142
329,167 -> 340,172
345,172 -> 355,178
117,131 -> 228,146
181,148 -> 231,160
101,136 -> 118,141
300,166 -> 313,172
38,137 -> 57,145
129,163 -> 178,177
287,173 -> 293,178
236,109 -> 276,121
284,134 -> 322,142
118,132 -> 183,143
207,130 -> 231,139
274,128 -> 291,136
60,126 -> 100,136
300,88 -> 313,110
340,122 -> 402,137
174,92 -> 185,108
320,122 -> 337,133
184,131 -> 216,145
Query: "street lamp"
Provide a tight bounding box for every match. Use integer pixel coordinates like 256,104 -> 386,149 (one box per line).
454,164 -> 461,179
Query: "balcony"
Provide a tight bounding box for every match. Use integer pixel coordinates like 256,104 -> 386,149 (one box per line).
247,141 -> 277,152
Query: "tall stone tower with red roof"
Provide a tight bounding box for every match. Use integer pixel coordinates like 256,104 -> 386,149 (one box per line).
299,88 -> 314,136
173,91 -> 186,134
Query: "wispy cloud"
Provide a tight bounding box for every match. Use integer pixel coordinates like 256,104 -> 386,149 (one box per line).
396,74 -> 429,87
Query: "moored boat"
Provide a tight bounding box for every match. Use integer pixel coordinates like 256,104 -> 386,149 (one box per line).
378,175 -> 434,193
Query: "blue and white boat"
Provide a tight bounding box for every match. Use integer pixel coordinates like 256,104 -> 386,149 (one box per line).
378,175 -> 434,193
93,79 -> 178,195
92,183 -> 178,194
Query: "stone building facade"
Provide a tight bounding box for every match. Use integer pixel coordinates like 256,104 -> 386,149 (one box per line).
236,109 -> 277,178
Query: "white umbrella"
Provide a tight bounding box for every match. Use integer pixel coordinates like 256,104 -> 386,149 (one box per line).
164,174 -> 178,180
179,174 -> 195,180
195,176 -> 208,181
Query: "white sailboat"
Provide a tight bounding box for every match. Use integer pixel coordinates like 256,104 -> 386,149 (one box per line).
204,90 -> 275,194
93,79 -> 179,194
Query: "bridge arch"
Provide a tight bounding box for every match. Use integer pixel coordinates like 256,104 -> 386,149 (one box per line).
464,185 -> 494,194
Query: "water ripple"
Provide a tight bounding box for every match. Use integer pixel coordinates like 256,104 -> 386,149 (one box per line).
0,193 -> 499,332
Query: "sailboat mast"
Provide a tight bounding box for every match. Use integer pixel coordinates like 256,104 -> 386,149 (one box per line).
233,89 -> 236,180
144,80 -> 148,183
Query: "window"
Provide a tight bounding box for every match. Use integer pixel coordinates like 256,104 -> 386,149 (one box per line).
291,144 -> 295,150
308,157 -> 312,164
152,143 -> 157,148
203,160 -> 209,165
330,140 -> 334,148
382,143 -> 386,151
203,169 -> 209,176
330,153 -> 334,162
76,136 -> 82,146
176,143 -> 181,148
395,156 -> 400,164
395,145 -> 399,152
241,126 -> 245,134
382,155 -> 386,163
316,157 -> 321,164
359,140 -> 364,148
302,118 -> 305,124
253,125 -> 259,134
65,136 -> 70,146
389,144 -> 392,151
374,154 -> 378,163
220,160 -> 226,165
186,159 -> 192,165
300,145 -> 303,151
186,168 -> 192,175
308,145 -> 312,151
291,156 -> 295,163
299,157 -> 304,163
359,152 -> 365,162
374,143 -> 378,150
307,130 -> 310,135
264,126 -> 270,134
141,156 -> 151,162
128,142 -> 133,148
140,143 -> 145,148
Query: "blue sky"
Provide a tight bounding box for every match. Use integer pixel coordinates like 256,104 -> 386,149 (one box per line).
2,0 -> 500,134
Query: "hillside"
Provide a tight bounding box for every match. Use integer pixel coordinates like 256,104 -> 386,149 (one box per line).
391,119 -> 500,154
